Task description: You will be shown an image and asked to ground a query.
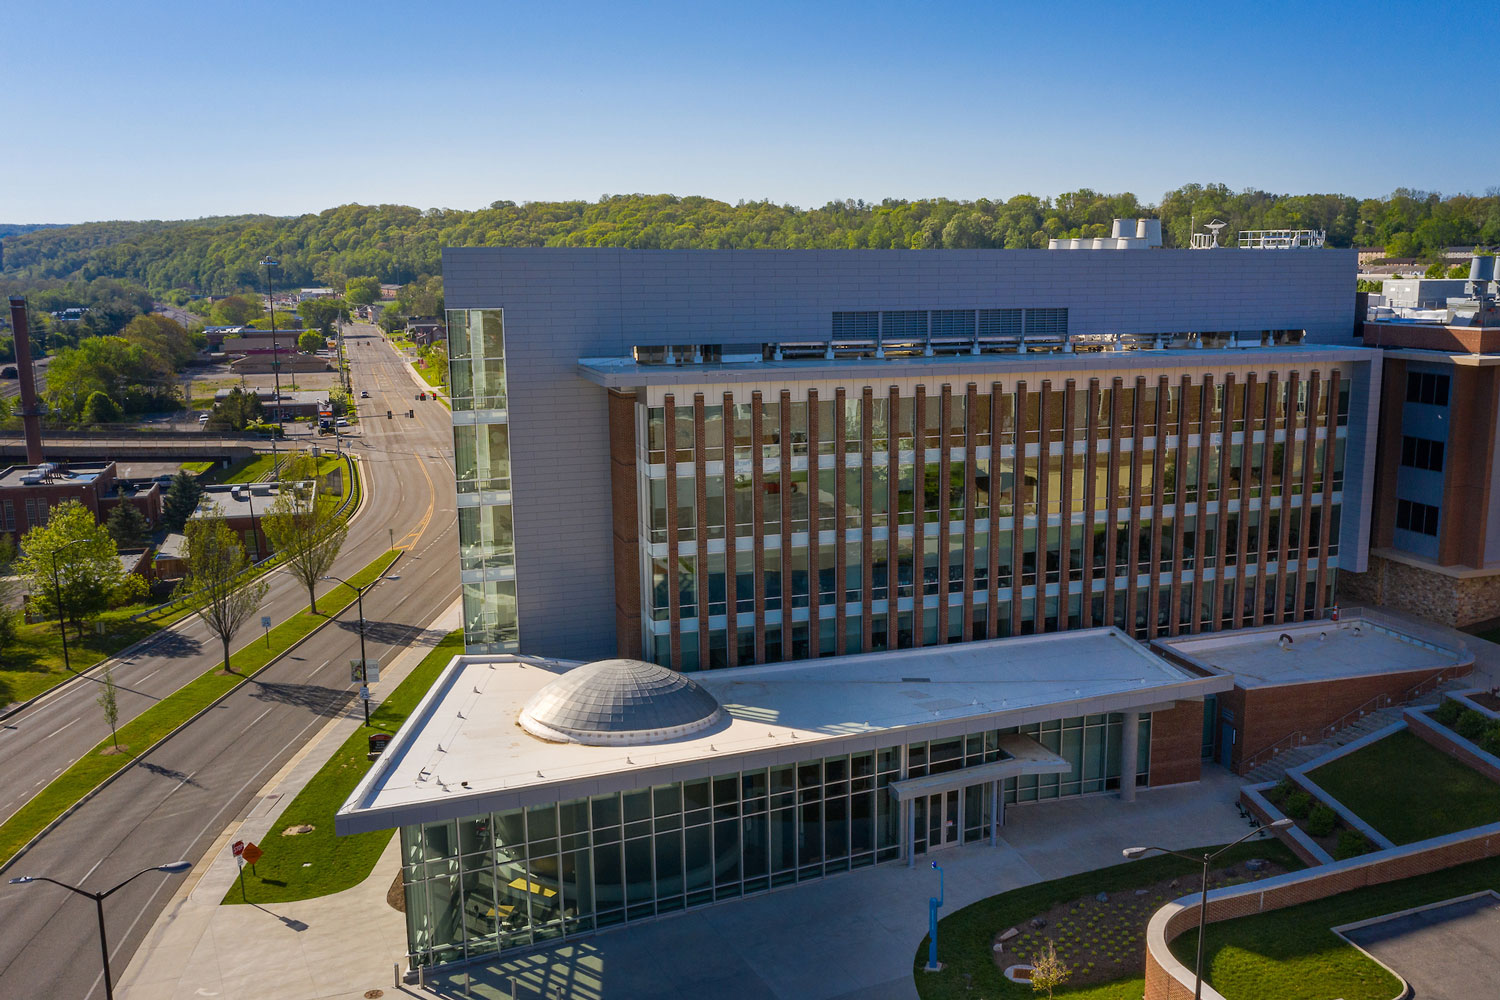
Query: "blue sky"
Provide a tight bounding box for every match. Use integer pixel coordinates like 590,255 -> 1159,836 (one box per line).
7,0 -> 1497,223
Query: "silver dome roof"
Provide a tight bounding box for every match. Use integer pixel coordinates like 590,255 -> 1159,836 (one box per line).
518,658 -> 723,746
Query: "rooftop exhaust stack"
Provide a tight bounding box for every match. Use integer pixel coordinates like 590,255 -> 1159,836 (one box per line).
7,296 -> 44,465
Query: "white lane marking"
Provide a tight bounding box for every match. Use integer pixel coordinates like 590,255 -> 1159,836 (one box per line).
237,706 -> 274,738
43,718 -> 79,740
305,659 -> 329,681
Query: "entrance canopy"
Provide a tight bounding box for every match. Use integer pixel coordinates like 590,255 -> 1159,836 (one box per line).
887,733 -> 1070,802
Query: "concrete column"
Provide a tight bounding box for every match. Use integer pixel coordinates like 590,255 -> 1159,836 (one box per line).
1120,710 -> 1141,802
906,799 -> 916,868
989,779 -> 1000,845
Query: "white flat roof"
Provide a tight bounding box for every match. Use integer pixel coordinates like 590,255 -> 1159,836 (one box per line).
1153,617 -> 1471,690
336,628 -> 1227,835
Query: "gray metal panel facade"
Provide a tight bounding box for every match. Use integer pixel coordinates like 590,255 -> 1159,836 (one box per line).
442,247 -> 1359,660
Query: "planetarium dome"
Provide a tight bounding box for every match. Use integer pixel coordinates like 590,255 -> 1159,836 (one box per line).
517,658 -> 723,746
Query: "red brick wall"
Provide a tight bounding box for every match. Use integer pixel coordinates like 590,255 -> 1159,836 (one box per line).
1144,820 -> 1500,1000
1149,701 -> 1202,786
1407,711 -> 1500,783
1231,664 -> 1471,773
607,389 -> 642,660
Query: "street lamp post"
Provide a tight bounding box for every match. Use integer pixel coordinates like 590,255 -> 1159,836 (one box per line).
260,256 -> 284,479
322,572 -> 397,726
1122,818 -> 1293,1000
9,861 -> 191,1000
49,537 -> 90,672
925,860 -> 945,972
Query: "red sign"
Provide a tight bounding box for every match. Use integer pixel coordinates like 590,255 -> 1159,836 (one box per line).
232,840 -> 245,858
241,842 -> 264,865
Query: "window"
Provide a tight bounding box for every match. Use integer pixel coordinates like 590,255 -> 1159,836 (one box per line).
930,310 -> 975,339
1405,371 -> 1450,406
881,311 -> 927,341
0,499 -> 12,531
1395,498 -> 1439,536
1399,435 -> 1445,472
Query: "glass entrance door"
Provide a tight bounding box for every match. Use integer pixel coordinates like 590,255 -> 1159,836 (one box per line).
926,790 -> 959,850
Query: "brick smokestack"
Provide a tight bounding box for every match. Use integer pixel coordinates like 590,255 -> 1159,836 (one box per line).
8,296 -> 44,465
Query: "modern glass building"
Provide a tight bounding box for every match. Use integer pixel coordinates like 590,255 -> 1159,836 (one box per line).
438,246 -> 1376,664
338,630 -> 1229,969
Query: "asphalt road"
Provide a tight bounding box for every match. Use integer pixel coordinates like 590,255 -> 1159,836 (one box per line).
0,324 -> 460,999
0,326 -> 450,824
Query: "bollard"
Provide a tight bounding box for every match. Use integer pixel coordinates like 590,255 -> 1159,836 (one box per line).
394,963 -> 400,987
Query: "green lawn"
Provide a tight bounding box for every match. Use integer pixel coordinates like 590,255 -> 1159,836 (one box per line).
912,839 -> 1301,1000
1177,854 -> 1500,1000
1308,729 -> 1500,845
0,549 -> 400,869
0,603 -> 191,708
227,629 -> 464,904
180,460 -> 214,476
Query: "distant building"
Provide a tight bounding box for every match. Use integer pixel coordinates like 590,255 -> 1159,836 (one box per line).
405,317 -> 444,346
298,287 -> 337,302
211,388 -> 329,420
1341,255 -> 1500,624
379,283 -> 401,300
0,462 -> 161,537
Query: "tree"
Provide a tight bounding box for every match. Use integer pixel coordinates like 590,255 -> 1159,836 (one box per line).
161,470 -> 205,532
83,390 -> 123,424
209,295 -> 264,327
205,386 -> 264,432
327,387 -> 353,418
1448,263 -> 1470,278
106,503 -> 151,548
297,330 -> 325,353
45,336 -> 179,420
1029,940 -> 1072,1000
122,313 -> 196,368
96,665 -> 120,750
297,297 -> 348,334
262,482 -> 347,614
0,542 -> 18,660
15,500 -> 127,636
183,505 -> 268,673
345,276 -> 381,306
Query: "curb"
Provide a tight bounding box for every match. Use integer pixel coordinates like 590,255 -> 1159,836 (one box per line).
0,549 -> 404,876
3,455 -> 371,724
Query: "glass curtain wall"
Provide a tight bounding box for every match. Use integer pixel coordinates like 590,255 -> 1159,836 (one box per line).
640,374 -> 1350,669
398,711 -> 1142,968
448,308 -> 519,651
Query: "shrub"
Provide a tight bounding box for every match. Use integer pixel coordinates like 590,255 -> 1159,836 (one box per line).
1270,778 -> 1296,803
1480,726 -> 1500,758
1284,790 -> 1313,820
1306,804 -> 1337,838
1335,830 -> 1374,860
1433,697 -> 1465,727
1456,709 -> 1489,742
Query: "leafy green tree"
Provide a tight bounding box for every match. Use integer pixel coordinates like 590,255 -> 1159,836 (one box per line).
15,500 -> 127,636
262,484 -> 347,614
122,313 -> 197,368
1029,940 -> 1072,999
1385,231 -> 1418,258
161,470 -> 205,532
45,336 -> 178,419
1448,263 -> 1470,278
1425,260 -> 1449,278
83,390 -> 123,424
209,295 -> 264,326
205,386 -> 263,432
0,539 -> 18,659
344,276 -> 381,306
106,503 -> 151,548
97,665 -> 121,750
297,298 -> 347,334
327,387 -> 353,418
0,532 -> 16,567
183,505 -> 269,673
297,330 -> 325,353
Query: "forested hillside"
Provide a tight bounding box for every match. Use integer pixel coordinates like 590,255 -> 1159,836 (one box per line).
4,185 -> 1500,299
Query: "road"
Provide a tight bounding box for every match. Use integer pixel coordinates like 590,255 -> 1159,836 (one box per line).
0,353 -> 48,400
0,323 -> 460,999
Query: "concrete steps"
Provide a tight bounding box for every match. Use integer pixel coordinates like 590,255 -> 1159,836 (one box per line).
1243,678 -> 1469,784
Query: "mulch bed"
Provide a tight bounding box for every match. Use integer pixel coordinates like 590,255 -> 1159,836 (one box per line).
992,859 -> 1290,985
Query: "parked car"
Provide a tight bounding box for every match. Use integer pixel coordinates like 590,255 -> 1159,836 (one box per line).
360,390 -> 369,398
0,366 -> 17,379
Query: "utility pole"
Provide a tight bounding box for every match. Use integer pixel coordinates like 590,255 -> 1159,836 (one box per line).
261,256 -> 285,479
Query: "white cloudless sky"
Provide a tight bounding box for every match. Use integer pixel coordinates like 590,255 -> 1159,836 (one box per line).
5,0 -> 1497,222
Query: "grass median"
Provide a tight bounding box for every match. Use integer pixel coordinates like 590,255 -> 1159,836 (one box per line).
226,628 -> 464,904
0,548 -> 400,871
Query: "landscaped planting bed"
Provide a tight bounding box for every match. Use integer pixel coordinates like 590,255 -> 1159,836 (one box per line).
911,839 -> 1301,1000
1261,778 -> 1376,860
1308,727 -> 1500,845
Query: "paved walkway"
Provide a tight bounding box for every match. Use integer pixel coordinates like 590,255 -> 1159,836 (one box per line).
116,601 -> 462,1000
428,766 -> 1258,1000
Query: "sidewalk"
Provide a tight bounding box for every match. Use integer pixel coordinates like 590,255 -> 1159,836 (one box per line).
117,600 -> 463,1000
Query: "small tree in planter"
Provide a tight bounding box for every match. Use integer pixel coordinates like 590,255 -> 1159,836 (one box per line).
1030,940 -> 1072,999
